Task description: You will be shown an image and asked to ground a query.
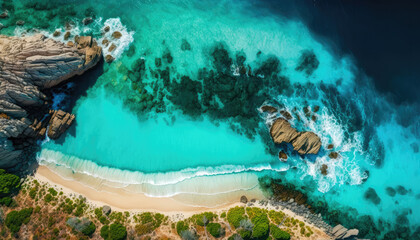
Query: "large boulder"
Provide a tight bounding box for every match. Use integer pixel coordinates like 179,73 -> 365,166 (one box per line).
47,110 -> 75,139
0,34 -> 102,168
269,118 -> 321,155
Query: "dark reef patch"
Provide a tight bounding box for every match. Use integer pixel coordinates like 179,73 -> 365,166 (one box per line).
386,187 -> 396,197
295,50 -> 319,76
396,185 -> 408,195
364,187 -> 381,205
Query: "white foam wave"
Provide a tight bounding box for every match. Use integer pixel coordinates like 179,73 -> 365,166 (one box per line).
98,18 -> 135,60
268,93 -> 367,193
37,149 -> 288,187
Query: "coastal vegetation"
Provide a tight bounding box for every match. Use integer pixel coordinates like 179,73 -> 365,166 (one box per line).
0,177 -> 329,239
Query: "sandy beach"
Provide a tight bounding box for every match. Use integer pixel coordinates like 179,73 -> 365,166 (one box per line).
35,165 -> 265,216
34,165 -> 331,234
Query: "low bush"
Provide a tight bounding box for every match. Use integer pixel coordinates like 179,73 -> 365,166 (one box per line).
270,224 -> 290,240
247,208 -> 269,239
268,210 -> 285,225
135,223 -> 154,236
207,222 -> 222,238
176,221 -> 189,235
191,212 -> 217,226
5,207 -> 33,233
227,207 -> 246,229
100,223 -> 127,240
81,221 -> 96,236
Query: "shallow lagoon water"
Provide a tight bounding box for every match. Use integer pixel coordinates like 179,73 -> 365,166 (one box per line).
2,0 -> 419,238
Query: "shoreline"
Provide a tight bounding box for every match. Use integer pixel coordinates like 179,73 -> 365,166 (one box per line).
34,165 -> 333,236
35,165 -> 264,216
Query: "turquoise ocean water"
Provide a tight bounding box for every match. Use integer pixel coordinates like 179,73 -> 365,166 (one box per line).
1,0 -> 419,238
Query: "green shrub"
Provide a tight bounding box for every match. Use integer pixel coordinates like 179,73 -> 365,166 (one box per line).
191,212 -> 217,226
74,205 -> 84,217
227,207 -> 246,229
81,221 -> 96,236
44,193 -> 53,202
268,210 -> 285,225
0,169 -> 20,197
5,207 -> 33,233
220,212 -> 226,218
135,223 -> 154,236
239,229 -> 252,239
139,212 -> 164,229
0,197 -> 13,206
34,206 -> 41,213
48,188 -> 58,196
101,223 -> 127,240
207,222 -> 222,238
270,224 -> 290,240
176,221 -> 189,235
95,208 -> 103,218
247,208 -> 269,239
29,187 -> 38,199
99,215 -> 109,224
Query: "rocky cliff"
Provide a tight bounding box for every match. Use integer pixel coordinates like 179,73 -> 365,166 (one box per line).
270,118 -> 322,155
0,34 -> 101,168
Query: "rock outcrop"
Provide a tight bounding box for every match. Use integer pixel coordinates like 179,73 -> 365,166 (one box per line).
47,110 -> 75,140
270,118 -> 321,155
0,34 -> 102,168
332,224 -> 359,239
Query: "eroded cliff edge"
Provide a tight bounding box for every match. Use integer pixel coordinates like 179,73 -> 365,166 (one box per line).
0,34 -> 102,168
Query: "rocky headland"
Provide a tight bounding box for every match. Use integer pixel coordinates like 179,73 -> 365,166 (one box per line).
0,34 -> 102,169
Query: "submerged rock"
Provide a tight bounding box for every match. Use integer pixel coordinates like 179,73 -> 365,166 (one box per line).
270,118 -> 322,155
320,164 -> 328,175
364,187 -> 381,205
112,31 -> 122,39
260,105 -> 277,113
181,39 -> 191,51
327,144 -> 334,150
53,31 -> 61,37
64,31 -> 71,40
16,20 -> 25,26
108,43 -> 116,52
82,17 -> 93,25
295,50 -> 319,76
0,34 -> 102,168
329,152 -> 339,159
386,187 -> 396,197
0,11 -> 8,19
280,110 -> 293,120
396,185 -> 408,195
105,54 -> 114,63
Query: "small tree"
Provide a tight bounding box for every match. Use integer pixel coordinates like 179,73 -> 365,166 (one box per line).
0,169 -> 20,197
5,208 -> 33,233
101,223 -> 127,240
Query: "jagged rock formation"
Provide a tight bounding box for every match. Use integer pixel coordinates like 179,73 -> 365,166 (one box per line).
0,34 -> 102,168
332,224 -> 359,239
47,110 -> 75,139
270,118 -> 321,155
